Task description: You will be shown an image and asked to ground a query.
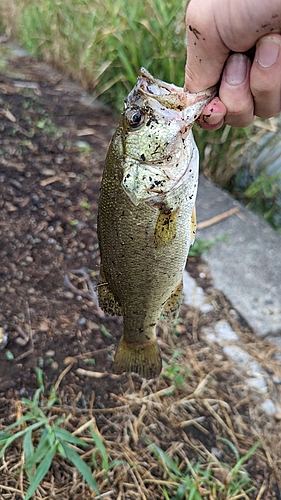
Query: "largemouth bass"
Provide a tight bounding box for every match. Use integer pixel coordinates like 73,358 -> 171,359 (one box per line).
97,68 -> 215,378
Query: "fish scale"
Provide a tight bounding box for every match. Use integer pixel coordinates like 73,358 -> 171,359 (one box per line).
97,68 -> 215,378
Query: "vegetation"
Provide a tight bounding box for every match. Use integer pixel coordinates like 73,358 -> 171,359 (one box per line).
0,4 -> 278,496
0,0 -> 280,230
0,367 -> 261,499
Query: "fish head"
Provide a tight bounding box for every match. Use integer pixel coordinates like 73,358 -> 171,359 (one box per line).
119,68 -> 216,206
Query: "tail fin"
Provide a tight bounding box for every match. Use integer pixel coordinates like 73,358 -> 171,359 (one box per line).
113,337 -> 162,379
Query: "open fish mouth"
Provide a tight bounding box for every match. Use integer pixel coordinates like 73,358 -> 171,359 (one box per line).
137,67 -> 216,117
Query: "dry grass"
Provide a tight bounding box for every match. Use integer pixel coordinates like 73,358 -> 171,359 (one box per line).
1,300 -> 281,499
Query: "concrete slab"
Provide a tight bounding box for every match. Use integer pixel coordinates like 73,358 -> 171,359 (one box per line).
196,175 -> 281,338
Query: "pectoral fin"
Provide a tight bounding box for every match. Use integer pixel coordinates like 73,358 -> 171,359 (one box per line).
161,279 -> 183,325
98,264 -> 122,316
154,209 -> 178,247
190,206 -> 196,245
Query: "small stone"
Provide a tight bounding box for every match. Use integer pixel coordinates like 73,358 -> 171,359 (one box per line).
175,324 -> 186,334
87,321 -> 100,330
64,356 -> 76,365
45,349 -> 55,357
77,317 -> 86,326
5,350 -> 14,361
39,321 -> 49,332
63,291 -> 74,299
41,168 -> 56,176
15,336 -> 29,347
25,255 -> 33,263
260,399 -> 276,416
51,361 -> 59,370
274,411 -> 281,421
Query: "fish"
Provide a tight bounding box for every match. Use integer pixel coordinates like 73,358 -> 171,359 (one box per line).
97,68 -> 215,378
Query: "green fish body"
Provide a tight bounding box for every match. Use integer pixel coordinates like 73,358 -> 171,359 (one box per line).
97,68 -> 214,378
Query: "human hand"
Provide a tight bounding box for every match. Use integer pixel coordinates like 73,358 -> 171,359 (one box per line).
185,0 -> 281,129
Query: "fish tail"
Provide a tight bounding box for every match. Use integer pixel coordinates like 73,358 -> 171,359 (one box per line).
113,337 -> 162,379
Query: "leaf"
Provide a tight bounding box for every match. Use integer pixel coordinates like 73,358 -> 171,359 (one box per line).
23,428 -> 35,481
217,437 -> 240,461
24,443 -> 56,500
35,367 -> 44,389
24,428 -> 55,468
53,427 -> 88,447
0,432 -> 12,444
149,443 -> 182,478
1,413 -> 39,431
0,421 -> 44,459
61,442 -> 99,494
100,324 -> 112,338
231,441 -> 260,476
90,427 -> 108,471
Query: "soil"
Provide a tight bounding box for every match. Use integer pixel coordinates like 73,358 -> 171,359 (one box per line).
0,41 -> 281,499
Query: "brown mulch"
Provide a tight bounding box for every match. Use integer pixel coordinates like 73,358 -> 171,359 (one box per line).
0,40 -> 281,499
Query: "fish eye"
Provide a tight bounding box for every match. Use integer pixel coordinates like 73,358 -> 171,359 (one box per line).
127,109 -> 145,129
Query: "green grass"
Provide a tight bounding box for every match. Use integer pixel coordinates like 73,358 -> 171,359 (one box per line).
149,440 -> 259,499
188,235 -> 228,258
1,0 -> 281,230
0,367 -> 259,498
5,0 -> 187,110
0,368 -> 100,498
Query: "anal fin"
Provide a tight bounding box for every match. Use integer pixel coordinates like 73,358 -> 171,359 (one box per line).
161,279 -> 183,326
98,264 -> 122,316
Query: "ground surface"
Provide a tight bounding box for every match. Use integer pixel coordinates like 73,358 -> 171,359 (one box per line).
0,41 -> 281,499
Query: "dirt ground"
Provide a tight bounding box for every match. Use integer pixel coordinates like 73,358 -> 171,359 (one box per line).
0,40 -> 281,499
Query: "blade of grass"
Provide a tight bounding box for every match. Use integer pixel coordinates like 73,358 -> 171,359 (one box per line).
24,443 -> 57,500
0,420 -> 44,459
24,427 -> 55,468
23,428 -> 35,481
61,441 -> 100,494
53,427 -> 88,447
90,426 -> 109,471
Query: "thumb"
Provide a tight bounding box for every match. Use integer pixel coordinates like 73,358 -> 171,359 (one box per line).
184,1 -> 229,92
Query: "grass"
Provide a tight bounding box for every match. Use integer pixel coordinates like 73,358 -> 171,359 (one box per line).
1,0 -> 281,229
149,440 -> 259,499
0,368 -> 100,498
0,363 -> 262,499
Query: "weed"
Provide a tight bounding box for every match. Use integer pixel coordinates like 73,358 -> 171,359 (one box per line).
100,324 -> 112,339
149,440 -> 259,499
0,368 -> 101,498
1,0 -> 280,228
189,235 -> 228,258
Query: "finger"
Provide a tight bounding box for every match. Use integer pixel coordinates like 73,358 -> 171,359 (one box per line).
184,1 -> 229,92
250,34 -> 281,118
196,98 -> 226,130
219,54 -> 254,127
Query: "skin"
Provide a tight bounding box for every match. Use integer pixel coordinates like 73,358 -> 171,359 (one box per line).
184,0 -> 281,129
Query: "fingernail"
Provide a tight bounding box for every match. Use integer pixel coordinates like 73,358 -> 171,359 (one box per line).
224,54 -> 248,85
257,39 -> 280,68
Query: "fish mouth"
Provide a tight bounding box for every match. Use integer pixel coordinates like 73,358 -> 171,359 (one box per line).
138,68 -> 216,106
136,67 -> 216,123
